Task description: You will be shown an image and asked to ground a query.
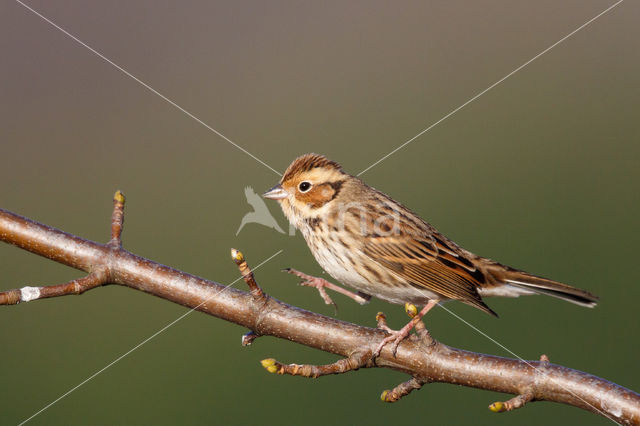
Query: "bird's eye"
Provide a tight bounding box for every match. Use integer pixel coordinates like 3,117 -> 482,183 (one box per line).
298,181 -> 312,193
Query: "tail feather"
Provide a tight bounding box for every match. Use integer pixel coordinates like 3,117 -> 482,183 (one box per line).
485,263 -> 599,308
504,271 -> 598,308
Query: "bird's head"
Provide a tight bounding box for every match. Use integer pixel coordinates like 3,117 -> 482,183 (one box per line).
263,153 -> 349,226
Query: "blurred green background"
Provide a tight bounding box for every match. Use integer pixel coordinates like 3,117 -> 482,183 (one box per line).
1,1 -> 638,424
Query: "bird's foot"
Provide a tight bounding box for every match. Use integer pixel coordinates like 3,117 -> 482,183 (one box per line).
373,301 -> 438,358
373,315 -> 418,358
284,269 -> 370,309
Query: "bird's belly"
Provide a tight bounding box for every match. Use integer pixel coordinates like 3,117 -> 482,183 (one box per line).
305,233 -> 441,306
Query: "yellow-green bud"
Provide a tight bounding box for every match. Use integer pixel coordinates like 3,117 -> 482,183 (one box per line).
114,190 -> 125,203
405,303 -> 418,317
260,358 -> 278,373
231,248 -> 244,263
489,401 -> 505,412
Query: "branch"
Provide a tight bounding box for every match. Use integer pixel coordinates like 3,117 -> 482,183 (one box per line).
1,193 -> 638,425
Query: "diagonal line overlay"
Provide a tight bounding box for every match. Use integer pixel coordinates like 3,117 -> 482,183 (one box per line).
14,0 -> 281,176
18,249 -> 283,425
12,0 -> 627,423
358,0 -> 625,176
435,302 -> 617,423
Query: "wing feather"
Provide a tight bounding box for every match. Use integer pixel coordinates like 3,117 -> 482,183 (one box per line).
364,235 -> 497,316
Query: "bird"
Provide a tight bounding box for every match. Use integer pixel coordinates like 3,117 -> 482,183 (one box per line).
263,153 -> 598,356
236,186 -> 285,236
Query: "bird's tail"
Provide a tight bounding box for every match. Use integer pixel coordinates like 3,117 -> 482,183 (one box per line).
488,264 -> 599,308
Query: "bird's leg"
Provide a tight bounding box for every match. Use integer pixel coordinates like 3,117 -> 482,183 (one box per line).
284,268 -> 370,307
373,300 -> 438,358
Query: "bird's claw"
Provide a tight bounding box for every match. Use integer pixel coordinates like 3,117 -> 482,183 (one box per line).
373,304 -> 435,358
373,329 -> 410,358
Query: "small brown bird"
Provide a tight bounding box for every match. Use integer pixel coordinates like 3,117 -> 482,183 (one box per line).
263,153 -> 598,356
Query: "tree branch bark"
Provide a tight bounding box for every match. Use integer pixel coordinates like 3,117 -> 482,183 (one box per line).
1,193 -> 638,425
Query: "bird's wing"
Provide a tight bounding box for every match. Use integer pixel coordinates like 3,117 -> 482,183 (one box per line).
363,233 -> 497,316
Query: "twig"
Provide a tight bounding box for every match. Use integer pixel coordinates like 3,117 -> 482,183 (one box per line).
412,313 -> 434,345
110,190 -> 125,246
488,354 -> 551,413
0,193 -> 639,424
260,352 -> 372,378
231,248 -> 265,301
376,312 -> 393,333
489,391 -> 535,413
381,377 -> 427,403
0,269 -> 108,305
241,331 -> 260,346
0,190 -> 127,305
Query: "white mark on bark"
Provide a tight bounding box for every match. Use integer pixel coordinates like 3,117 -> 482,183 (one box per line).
20,286 -> 41,302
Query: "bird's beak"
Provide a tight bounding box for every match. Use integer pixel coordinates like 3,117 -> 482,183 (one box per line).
263,184 -> 289,200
